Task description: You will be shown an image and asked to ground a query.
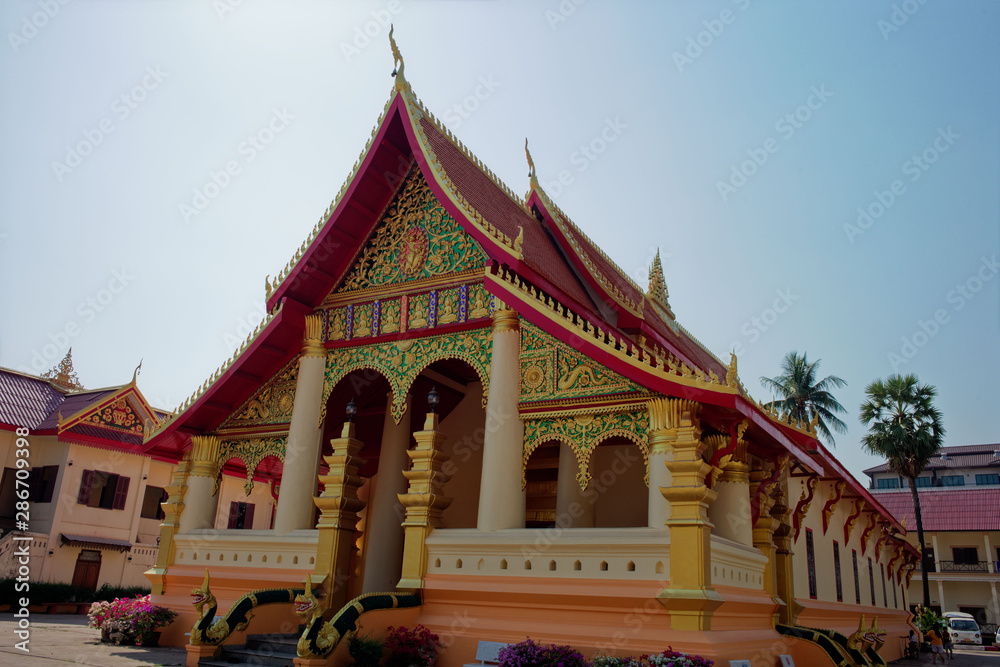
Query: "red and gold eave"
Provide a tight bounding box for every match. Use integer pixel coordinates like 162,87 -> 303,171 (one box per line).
138,79 -> 906,536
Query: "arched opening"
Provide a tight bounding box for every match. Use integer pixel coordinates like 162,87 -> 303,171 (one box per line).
588,436 -> 648,528
523,441 -> 560,528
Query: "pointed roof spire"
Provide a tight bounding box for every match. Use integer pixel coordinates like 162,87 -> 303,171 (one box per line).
647,250 -> 674,319
389,24 -> 406,92
131,359 -> 143,385
42,348 -> 83,389
525,138 -> 538,189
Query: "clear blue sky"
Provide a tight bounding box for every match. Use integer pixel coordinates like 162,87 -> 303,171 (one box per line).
1,1 -> 997,482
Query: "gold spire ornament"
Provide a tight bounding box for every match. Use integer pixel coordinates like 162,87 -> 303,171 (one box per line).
389,24 -> 406,91
646,250 -> 674,319
525,138 -> 538,185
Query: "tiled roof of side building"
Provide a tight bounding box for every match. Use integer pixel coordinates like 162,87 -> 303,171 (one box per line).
871,487 -> 1000,532
863,444 -> 1000,475
0,368 -> 66,429
35,390 -> 116,431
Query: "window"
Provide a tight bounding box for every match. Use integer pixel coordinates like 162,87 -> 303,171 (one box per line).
880,564 -> 887,607
140,486 -> 168,520
915,476 -> 931,488
868,558 -> 876,606
806,529 -> 817,599
952,547 -> 979,564
853,550 -> 861,604
77,470 -> 129,510
941,475 -> 965,487
976,473 -> 1000,486
227,502 -> 255,529
833,542 -> 843,602
876,478 -> 899,489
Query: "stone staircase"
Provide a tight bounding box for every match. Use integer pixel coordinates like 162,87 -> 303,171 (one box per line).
198,629 -> 300,667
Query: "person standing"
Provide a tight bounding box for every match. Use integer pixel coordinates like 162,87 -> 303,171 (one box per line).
942,626 -> 954,659
927,626 -> 946,664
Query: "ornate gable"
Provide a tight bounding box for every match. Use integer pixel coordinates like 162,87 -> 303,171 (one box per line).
336,166 -> 487,294
519,323 -> 645,404
218,359 -> 298,430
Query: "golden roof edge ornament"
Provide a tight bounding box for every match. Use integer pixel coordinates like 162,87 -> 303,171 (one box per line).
646,249 -> 674,319
389,24 -> 406,92
525,138 -> 538,189
131,359 -> 143,385
513,225 -> 524,260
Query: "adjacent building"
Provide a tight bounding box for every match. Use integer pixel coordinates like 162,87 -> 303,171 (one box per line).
0,355 -> 174,590
865,444 -> 1000,640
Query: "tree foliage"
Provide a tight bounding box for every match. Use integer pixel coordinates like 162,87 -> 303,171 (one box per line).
760,351 -> 848,445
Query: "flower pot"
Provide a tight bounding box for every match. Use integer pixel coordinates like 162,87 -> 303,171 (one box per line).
101,628 -> 111,643
139,630 -> 161,647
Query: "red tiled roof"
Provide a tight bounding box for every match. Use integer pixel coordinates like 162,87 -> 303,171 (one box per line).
870,487 -> 1000,531
418,117 -> 598,313
0,369 -> 64,428
864,444 -> 1000,474
35,390 -> 115,430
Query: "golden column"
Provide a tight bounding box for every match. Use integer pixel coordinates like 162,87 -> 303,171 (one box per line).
313,410 -> 366,611
396,395 -> 452,590
770,470 -> 799,625
177,435 -> 222,533
146,451 -> 191,594
646,399 -> 673,529
653,398 -> 724,631
476,303 -> 525,531
273,312 -> 327,533
749,457 -> 783,602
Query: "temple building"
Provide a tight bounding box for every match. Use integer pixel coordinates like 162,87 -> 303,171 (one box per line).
129,36 -> 920,667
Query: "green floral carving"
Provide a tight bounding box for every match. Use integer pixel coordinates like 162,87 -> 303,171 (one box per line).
219,437 -> 286,495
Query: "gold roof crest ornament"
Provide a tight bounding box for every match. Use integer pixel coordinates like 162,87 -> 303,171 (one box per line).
389,24 -> 406,91
525,138 -> 539,189
646,250 -> 673,319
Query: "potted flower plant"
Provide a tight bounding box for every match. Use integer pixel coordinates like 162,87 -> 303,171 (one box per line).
87,595 -> 177,646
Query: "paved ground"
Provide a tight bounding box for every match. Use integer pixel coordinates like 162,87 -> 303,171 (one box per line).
1,614 -> 999,666
0,614 -> 185,666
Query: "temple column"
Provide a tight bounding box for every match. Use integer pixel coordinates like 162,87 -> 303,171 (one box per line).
361,394 -> 412,593
178,435 -> 222,533
750,457 -> 784,603
771,475 -> 799,624
653,398 -> 723,631
706,432 -> 752,547
397,410 -> 452,589
555,442 -> 594,528
146,451 -> 191,594
314,419 -> 365,611
647,420 -> 673,530
476,304 -> 525,531
273,313 -> 327,534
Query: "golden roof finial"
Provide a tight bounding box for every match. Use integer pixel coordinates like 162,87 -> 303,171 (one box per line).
646,250 -> 674,318
131,359 -> 142,385
525,138 -> 538,189
389,24 -> 406,91
726,352 -> 739,388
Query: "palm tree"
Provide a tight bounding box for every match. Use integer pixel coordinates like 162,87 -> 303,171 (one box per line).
760,351 -> 848,445
859,374 -> 945,609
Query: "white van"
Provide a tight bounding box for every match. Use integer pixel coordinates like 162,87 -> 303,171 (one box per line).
943,611 -> 982,645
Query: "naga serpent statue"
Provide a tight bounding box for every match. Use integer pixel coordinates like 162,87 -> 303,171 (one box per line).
189,569 -> 309,646
295,573 -> 422,659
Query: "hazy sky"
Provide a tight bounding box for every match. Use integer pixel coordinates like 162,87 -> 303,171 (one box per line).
1,1 -> 997,482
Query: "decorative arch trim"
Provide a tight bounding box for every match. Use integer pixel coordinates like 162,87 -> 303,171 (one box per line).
318,328 -> 492,426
